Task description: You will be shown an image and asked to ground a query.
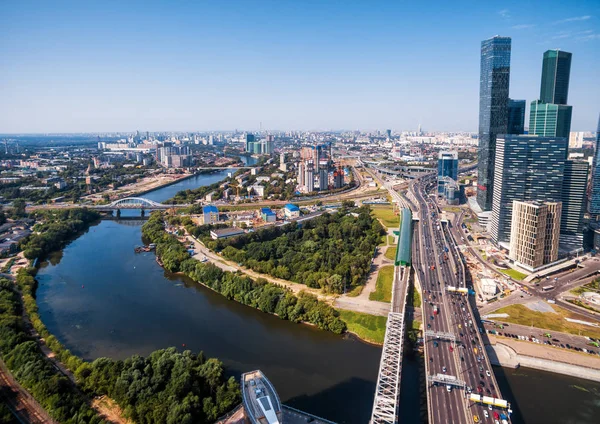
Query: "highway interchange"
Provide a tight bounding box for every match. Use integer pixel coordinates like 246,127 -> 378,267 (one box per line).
410,176 -> 509,424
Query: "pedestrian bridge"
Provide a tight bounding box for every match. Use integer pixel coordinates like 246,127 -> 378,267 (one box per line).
94,197 -> 188,210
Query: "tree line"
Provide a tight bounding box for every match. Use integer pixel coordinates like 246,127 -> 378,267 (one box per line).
13,264 -> 240,424
19,208 -> 101,260
204,206 -> 384,294
142,213 -> 346,334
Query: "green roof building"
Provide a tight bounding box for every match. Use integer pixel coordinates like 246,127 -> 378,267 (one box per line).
529,101 -> 572,140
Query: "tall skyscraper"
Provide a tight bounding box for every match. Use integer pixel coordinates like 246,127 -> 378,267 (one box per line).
245,133 -> 255,152
437,151 -> 458,193
507,99 -> 526,135
305,163 -> 314,192
561,160 -> 589,236
540,50 -> 572,105
529,50 -> 573,147
509,200 -> 561,270
297,161 -> 305,186
590,114 -> 600,216
477,36 -> 512,211
529,101 -> 572,139
489,135 -> 566,245
318,168 -> 328,191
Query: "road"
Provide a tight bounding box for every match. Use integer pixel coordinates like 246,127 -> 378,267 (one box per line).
411,176 -> 508,424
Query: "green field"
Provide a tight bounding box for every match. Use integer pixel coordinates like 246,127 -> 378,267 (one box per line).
499,268 -> 528,281
385,246 -> 397,261
412,288 -> 421,307
370,205 -> 400,229
492,304 -> 600,339
369,265 -> 394,302
338,310 -> 387,344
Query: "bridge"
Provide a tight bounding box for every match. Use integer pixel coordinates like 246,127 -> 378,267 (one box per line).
92,197 -> 189,210
370,208 -> 413,423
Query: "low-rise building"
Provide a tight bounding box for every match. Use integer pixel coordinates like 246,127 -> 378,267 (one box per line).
481,278 -> 498,296
249,185 -> 265,198
284,204 -> 300,219
210,227 -> 245,240
261,208 -> 276,222
203,205 -> 219,224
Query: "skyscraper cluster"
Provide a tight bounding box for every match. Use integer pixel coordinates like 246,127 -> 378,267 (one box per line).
477,36 -> 589,269
245,133 -> 274,155
296,143 -> 341,193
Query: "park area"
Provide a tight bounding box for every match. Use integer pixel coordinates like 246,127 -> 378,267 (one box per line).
338,310 -> 387,344
369,265 -> 394,303
499,267 -> 528,281
370,204 -> 400,229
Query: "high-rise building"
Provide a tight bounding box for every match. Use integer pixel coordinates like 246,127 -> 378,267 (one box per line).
437,151 -> 458,193
489,135 -> 566,245
386,129 -> 392,139
529,101 -> 572,140
305,163 -> 314,192
590,114 -> 600,216
477,36 -> 512,211
569,131 -> 585,148
245,133 -> 255,152
318,168 -> 328,191
297,161 -> 305,186
507,99 -> 526,135
264,135 -> 275,155
540,50 -> 572,105
560,160 -> 588,237
509,200 -> 562,270
529,50 -> 573,152
333,167 -> 344,189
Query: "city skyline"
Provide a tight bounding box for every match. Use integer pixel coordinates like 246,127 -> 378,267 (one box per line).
1,0 -> 599,133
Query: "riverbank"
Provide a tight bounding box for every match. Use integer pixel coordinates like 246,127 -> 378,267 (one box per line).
486,335 -> 600,382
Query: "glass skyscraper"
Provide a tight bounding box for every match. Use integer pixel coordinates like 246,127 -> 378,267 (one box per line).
477,36 -> 511,211
540,50 -> 572,105
507,99 -> 526,135
561,160 -> 589,235
591,114 -> 600,216
489,135 -> 567,244
529,101 -> 572,140
438,151 -> 458,193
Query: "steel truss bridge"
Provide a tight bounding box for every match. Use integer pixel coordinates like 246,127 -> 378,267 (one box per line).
93,197 -> 189,210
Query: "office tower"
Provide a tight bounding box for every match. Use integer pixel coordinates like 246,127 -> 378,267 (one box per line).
252,142 -> 262,155
333,167 -> 344,189
529,50 -> 573,146
437,151 -> 458,193
386,129 -> 392,139
305,163 -> 314,192
297,161 -> 305,186
489,135 -> 566,245
318,168 -> 328,191
509,200 -> 561,270
529,101 -> 572,139
540,50 -> 572,105
561,160 -> 589,236
477,36 -> 512,211
507,99 -> 526,135
590,114 -> 600,216
264,135 -> 274,155
245,133 -> 255,152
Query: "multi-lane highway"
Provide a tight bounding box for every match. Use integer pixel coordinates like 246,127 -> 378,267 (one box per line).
411,175 -> 510,424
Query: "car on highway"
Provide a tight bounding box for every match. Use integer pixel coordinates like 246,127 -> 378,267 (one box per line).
446,385 -> 452,392
483,410 -> 489,419
473,415 -> 479,423
442,366 -> 447,373
486,370 -> 491,377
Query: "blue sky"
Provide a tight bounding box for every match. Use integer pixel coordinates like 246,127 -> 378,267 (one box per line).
1,0 -> 599,133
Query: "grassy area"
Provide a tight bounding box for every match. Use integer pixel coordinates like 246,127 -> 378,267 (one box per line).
338,310 -> 387,344
499,268 -> 528,281
442,206 -> 462,213
385,246 -> 397,261
369,265 -> 394,302
567,299 -> 600,314
370,204 -> 400,229
388,235 -> 395,245
412,288 -> 421,307
345,285 -> 364,297
492,304 -> 600,339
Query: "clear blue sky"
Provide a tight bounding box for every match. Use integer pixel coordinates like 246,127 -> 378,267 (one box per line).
1,0 -> 598,133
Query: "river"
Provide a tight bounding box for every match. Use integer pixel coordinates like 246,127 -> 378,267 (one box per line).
35,167 -> 600,423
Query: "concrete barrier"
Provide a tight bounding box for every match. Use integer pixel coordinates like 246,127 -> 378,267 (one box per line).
486,343 -> 600,382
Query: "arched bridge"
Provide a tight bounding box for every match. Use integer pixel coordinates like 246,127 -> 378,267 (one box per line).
94,197 -> 189,210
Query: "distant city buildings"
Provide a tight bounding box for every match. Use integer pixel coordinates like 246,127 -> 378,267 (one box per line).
477,36 -> 512,212
590,115 -> 600,217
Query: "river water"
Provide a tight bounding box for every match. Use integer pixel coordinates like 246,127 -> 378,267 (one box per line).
35,168 -> 600,423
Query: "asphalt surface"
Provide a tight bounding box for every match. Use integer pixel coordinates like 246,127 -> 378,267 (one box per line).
411,177 -> 509,424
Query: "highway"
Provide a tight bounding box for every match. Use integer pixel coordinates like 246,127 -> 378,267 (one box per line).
410,175 -> 510,424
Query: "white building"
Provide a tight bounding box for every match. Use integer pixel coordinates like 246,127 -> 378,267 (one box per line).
481,278 -> 498,296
